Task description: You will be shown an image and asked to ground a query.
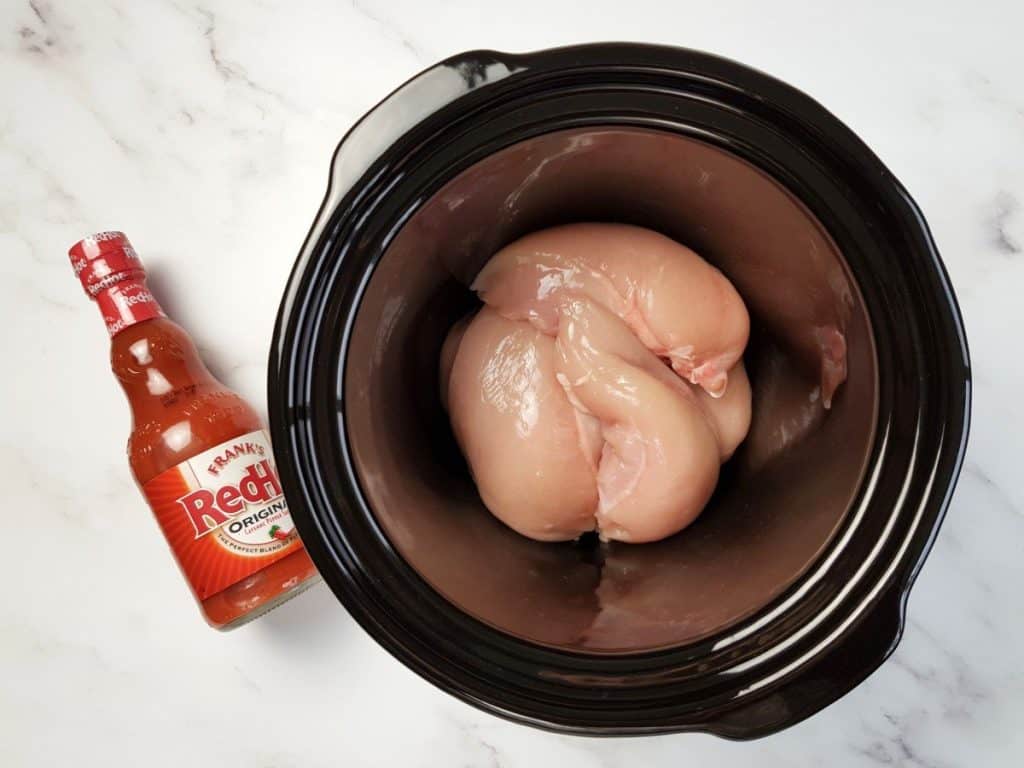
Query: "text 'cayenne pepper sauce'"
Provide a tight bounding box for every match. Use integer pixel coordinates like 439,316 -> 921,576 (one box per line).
70,231 -> 320,629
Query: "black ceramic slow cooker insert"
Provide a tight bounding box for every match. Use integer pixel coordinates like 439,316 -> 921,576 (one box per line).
268,44 -> 970,738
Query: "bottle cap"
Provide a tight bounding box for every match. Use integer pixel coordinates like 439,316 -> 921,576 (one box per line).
69,231 -> 144,297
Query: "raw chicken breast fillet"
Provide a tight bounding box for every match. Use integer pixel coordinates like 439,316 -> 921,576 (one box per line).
472,222 -> 750,397
444,224 -> 753,543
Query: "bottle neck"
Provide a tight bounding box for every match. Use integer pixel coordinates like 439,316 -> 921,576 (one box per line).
94,276 -> 166,337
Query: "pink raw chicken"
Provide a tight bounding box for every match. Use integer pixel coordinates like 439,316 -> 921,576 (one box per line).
444,224 -> 754,543
472,222 -> 750,397
554,299 -> 722,543
445,307 -> 602,541
691,361 -> 751,461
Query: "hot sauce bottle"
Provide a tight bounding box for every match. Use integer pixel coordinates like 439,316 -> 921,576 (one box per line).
70,231 -> 319,629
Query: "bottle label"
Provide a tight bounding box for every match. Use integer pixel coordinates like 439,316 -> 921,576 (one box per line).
142,429 -> 302,600
96,279 -> 165,337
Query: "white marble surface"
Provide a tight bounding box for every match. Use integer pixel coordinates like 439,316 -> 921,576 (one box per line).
2,0 -> 1022,765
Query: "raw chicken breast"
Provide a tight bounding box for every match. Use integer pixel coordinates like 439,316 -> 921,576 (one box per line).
554,300 -> 721,543
446,224 -> 754,544
472,222 -> 749,397
445,307 -> 601,541
439,314 -> 471,412
689,361 -> 752,461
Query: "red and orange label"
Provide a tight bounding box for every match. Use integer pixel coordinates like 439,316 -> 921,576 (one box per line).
142,430 -> 301,600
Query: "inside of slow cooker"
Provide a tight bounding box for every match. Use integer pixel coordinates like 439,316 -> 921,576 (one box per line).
344,127 -> 877,653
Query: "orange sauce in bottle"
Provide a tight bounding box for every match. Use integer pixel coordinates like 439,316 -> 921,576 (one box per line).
71,231 -> 319,629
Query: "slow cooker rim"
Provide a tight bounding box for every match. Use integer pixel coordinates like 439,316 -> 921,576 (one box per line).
268,43 -> 971,738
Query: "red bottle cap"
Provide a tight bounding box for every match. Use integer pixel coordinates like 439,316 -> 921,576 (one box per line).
69,231 -> 145,297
